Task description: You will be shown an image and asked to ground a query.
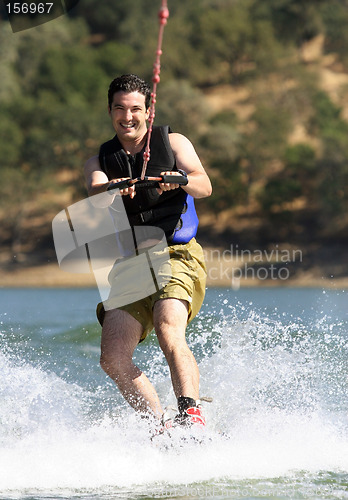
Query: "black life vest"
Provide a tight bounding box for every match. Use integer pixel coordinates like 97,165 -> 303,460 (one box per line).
98,125 -> 198,244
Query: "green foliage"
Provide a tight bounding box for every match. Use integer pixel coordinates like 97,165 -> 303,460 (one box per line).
37,45 -> 108,103
10,18 -> 89,94
194,2 -> 254,83
310,91 -> 344,133
1,0 -> 348,254
250,103 -> 291,157
210,168 -> 248,212
0,25 -> 21,100
96,42 -> 136,78
260,0 -> 325,45
308,91 -> 348,217
0,111 -> 23,165
200,113 -> 247,211
260,177 -> 302,212
241,99 -> 292,192
259,143 -> 316,213
156,81 -> 209,140
320,0 -> 348,63
284,143 -> 316,173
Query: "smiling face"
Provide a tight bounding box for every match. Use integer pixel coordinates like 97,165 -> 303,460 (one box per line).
109,91 -> 150,151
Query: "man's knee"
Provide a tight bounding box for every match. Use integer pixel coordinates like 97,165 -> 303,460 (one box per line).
154,298 -> 189,330
100,310 -> 143,378
100,352 -> 113,375
100,352 -> 117,378
100,345 -> 131,379
159,337 -> 192,362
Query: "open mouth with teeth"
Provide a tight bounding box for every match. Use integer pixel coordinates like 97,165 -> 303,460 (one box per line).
121,123 -> 136,129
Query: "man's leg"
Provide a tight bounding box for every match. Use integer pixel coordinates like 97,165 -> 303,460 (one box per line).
100,307 -> 163,419
153,298 -> 199,400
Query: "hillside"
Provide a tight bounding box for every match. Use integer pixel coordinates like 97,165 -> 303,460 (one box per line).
0,0 -> 348,286
201,33 -> 348,241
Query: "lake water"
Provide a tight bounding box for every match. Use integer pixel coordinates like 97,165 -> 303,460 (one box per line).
0,286 -> 347,500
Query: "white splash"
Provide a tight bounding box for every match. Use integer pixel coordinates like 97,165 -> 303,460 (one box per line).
0,305 -> 347,499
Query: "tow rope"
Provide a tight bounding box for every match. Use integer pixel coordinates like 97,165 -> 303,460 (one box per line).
140,0 -> 169,180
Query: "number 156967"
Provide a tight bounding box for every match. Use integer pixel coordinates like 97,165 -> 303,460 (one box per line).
6,3 -> 54,14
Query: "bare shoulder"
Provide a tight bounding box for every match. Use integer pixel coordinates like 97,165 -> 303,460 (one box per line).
84,155 -> 101,174
168,132 -> 204,175
168,132 -> 194,152
168,132 -> 211,197
84,155 -> 110,195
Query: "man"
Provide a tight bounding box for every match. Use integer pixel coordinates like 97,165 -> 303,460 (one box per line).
84,74 -> 212,432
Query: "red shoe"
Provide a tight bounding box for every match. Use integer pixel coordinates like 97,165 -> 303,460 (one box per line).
152,398 -> 207,441
174,397 -> 206,429
185,405 -> 206,428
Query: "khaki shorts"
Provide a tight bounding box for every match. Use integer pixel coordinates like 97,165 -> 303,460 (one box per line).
96,238 -> 206,341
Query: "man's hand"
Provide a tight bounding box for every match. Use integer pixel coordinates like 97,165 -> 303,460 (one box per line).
157,171 -> 185,194
109,178 -> 136,199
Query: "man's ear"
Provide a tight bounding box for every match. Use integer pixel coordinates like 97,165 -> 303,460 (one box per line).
108,106 -> 111,116
145,107 -> 151,120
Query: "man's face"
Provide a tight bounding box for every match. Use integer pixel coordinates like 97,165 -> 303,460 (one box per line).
109,91 -> 150,145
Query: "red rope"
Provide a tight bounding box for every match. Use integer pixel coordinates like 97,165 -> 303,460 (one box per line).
141,0 -> 169,180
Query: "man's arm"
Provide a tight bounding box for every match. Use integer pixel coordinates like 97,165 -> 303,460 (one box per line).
84,155 -> 135,199
165,133 -> 212,199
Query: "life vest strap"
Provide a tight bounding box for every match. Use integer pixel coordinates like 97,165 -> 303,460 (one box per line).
127,203 -> 184,226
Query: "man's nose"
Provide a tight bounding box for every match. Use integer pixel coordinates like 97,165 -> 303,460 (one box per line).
125,109 -> 133,121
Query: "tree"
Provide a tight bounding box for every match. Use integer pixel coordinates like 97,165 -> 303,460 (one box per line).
320,0 -> 348,63
155,80 -> 209,141
309,91 -> 348,218
261,0 -> 325,45
259,143 -> 316,213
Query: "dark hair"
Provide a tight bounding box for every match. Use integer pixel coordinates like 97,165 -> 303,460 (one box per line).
108,74 -> 151,109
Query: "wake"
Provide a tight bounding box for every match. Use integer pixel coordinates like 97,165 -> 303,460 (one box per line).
0,302 -> 347,498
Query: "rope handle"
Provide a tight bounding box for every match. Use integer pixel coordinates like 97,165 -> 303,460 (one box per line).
107,173 -> 188,192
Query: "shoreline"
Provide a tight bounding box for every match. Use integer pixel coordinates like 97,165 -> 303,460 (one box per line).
1,260 -> 347,290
